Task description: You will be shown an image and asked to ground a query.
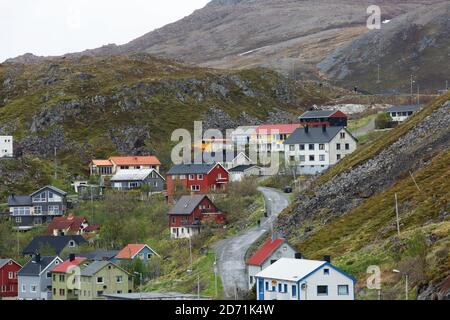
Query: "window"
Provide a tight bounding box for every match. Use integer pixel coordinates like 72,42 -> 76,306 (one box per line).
345,143 -> 350,150
147,253 -> 152,259
292,285 -> 297,297
21,284 -> 26,293
309,144 -> 315,150
289,145 -> 295,151
34,206 -> 42,215
319,144 -> 325,150
336,143 -> 341,150
30,285 -> 37,293
47,272 -> 52,278
15,217 -> 22,223
191,185 -> 200,191
323,268 -> 330,275
59,289 -> 65,296
48,205 -> 60,215
189,174 -> 195,180
197,174 -> 203,180
250,276 -> 253,284
278,283 -> 282,292
68,240 -> 75,248
8,272 -> 13,279
53,274 -> 56,281
340,132 -> 346,139
284,284 -> 288,293
53,288 -> 56,295
299,155 -> 305,162
392,112 -> 397,117
337,154 -> 341,161
338,285 -> 349,295
59,275 -> 65,282
116,290 -> 123,294
289,156 -> 295,162
33,192 -> 46,203
309,155 -> 315,162
299,144 -> 305,151
96,277 -> 104,284
265,282 -> 269,291
179,175 -> 186,180
116,276 -> 123,283
319,155 -> 325,162
317,285 -> 328,296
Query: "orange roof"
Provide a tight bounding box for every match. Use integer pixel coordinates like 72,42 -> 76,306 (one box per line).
256,124 -> 301,134
246,238 -> 285,266
91,159 -> 113,166
115,244 -> 146,259
109,156 -> 161,166
51,257 -> 86,273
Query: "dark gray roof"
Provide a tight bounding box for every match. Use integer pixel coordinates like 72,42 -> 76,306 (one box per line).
76,250 -> 119,261
30,185 -> 67,197
18,256 -> 60,276
229,165 -> 259,172
285,126 -> 347,144
8,195 -> 32,207
167,163 -> 217,175
299,110 -> 336,119
80,260 -> 113,276
22,236 -> 87,255
386,105 -> 421,113
169,195 -> 208,215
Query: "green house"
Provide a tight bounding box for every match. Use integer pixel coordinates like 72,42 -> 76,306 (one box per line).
78,260 -> 133,300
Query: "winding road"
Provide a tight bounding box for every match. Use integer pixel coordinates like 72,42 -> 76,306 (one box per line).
214,187 -> 291,299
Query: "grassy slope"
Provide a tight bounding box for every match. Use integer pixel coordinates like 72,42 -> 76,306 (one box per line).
284,93 -> 450,299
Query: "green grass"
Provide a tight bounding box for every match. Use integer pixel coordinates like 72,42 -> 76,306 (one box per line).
347,114 -> 376,133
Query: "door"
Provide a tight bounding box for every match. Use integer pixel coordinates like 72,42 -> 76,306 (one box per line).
258,278 -> 265,300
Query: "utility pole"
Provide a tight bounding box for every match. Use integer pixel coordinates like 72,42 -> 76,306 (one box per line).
410,74 -> 414,105
54,147 -> 57,180
395,193 -> 400,236
405,274 -> 409,301
417,84 -> 420,106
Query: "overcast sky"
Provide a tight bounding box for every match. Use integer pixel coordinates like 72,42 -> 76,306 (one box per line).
0,0 -> 210,62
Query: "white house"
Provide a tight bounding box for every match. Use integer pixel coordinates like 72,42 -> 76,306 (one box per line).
0,135 -> 13,158
256,124 -> 301,154
231,126 -> 258,145
229,165 -> 262,182
386,105 -> 421,122
284,126 -> 357,175
255,258 -> 356,301
246,238 -> 297,289
199,150 -> 254,170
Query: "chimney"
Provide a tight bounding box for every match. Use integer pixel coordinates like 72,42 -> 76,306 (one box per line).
295,253 -> 303,260
305,125 -> 309,134
322,124 -> 327,132
323,255 -> 331,263
34,253 -> 41,263
69,253 -> 76,262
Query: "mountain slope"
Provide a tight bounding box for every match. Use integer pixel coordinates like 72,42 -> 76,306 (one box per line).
0,54 -> 341,200
276,93 -> 450,299
318,2 -> 450,92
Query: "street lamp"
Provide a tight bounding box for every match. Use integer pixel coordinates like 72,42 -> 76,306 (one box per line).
134,272 -> 143,300
393,269 -> 408,300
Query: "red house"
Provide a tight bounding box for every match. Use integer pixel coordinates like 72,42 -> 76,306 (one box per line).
168,195 -> 225,239
299,110 -> 348,127
0,258 -> 22,298
166,163 -> 229,202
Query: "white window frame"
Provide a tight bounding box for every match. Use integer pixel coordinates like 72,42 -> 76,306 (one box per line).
338,285 -> 349,296
96,277 -> 104,284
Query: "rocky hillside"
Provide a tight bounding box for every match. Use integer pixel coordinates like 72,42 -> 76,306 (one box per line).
276,92 -> 450,299
7,0 -> 440,82
318,2 -> 450,93
0,54 -> 341,200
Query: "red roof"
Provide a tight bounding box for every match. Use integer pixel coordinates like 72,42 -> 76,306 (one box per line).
115,244 -> 146,259
51,257 -> 86,273
84,224 -> 100,232
45,214 -> 87,236
109,156 -> 161,166
256,124 -> 301,134
246,238 -> 285,266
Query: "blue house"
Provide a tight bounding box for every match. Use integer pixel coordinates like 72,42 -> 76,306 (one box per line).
18,254 -> 63,300
114,244 -> 159,264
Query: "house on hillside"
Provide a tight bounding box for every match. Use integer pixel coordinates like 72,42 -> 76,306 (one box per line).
22,235 -> 88,257
229,164 -> 262,182
231,126 -> 258,146
284,126 -> 357,174
114,244 -> 159,265
110,169 -> 165,192
199,150 -> 254,170
255,257 -> 356,300
255,124 -> 301,153
168,195 -> 226,239
89,156 -> 161,176
246,238 -> 296,289
8,186 -> 67,231
386,105 -> 421,122
44,213 -> 99,237
166,163 -> 229,201
0,135 -> 13,158
51,255 -> 87,300
299,110 -> 348,127
18,255 -> 62,300
78,261 -> 133,300
0,258 -> 21,298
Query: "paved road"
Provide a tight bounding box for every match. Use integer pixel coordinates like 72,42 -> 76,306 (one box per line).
353,117 -> 376,138
214,187 -> 290,299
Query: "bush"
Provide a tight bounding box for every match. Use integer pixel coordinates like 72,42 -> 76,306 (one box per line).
375,112 -> 393,129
